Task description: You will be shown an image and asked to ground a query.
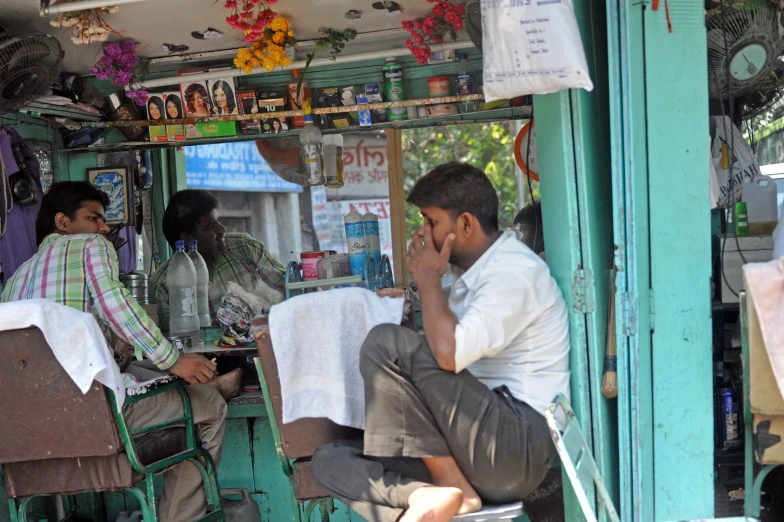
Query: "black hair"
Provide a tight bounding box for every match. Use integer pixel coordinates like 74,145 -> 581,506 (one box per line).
147,96 -> 165,120
162,189 -> 219,249
211,80 -> 237,115
35,181 -> 110,245
514,200 -> 545,254
165,95 -> 183,119
407,162 -> 499,235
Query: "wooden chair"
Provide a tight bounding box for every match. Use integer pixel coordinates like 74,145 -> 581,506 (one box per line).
0,326 -> 224,522
252,316 -> 362,522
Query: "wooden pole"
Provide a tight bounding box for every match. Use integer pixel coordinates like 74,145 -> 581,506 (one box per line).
386,129 -> 408,287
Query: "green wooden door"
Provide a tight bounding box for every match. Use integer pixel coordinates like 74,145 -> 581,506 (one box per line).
606,0 -> 714,520
534,0 -> 618,518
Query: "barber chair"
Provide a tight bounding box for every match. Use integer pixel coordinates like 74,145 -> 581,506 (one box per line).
0,326 -> 224,522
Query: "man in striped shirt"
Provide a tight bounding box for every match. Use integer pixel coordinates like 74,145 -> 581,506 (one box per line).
150,189 -> 286,330
1,182 -> 227,522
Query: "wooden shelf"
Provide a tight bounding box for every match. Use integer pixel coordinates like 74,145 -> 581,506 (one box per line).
63,106 -> 531,153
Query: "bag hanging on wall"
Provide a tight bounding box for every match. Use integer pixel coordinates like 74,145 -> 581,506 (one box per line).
709,116 -> 761,209
0,127 -> 43,284
480,0 -> 593,102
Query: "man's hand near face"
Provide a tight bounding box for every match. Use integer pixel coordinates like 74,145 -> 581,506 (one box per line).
404,223 -> 459,372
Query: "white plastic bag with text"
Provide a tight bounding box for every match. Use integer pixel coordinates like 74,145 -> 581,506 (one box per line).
481,0 -> 593,101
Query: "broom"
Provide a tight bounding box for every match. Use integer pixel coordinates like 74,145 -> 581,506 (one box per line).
601,265 -> 618,399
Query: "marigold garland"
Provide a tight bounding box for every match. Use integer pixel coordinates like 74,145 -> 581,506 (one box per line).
233,15 -> 295,73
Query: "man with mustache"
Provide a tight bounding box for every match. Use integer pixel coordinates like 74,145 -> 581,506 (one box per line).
151,189 -> 287,348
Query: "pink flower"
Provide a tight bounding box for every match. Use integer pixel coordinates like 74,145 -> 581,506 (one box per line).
432,3 -> 445,16
401,20 -> 413,30
413,32 -> 424,44
104,42 -> 122,58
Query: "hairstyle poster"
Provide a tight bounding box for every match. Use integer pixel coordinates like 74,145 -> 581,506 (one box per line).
208,78 -> 238,116
164,91 -> 186,141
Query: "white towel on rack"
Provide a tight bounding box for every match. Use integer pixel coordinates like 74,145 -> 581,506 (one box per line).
0,299 -> 125,408
268,287 -> 405,429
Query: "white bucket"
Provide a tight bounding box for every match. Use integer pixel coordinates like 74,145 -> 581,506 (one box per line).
742,175 -> 778,234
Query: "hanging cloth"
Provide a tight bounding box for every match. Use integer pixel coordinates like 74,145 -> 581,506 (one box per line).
0,127 -> 43,284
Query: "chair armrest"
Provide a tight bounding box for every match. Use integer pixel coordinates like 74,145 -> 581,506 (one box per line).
108,381 -> 198,474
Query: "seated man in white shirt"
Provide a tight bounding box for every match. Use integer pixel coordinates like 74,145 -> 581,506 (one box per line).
312,162 -> 571,522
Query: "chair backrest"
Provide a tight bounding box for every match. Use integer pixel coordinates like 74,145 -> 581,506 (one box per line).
0,327 -> 122,463
252,317 -> 362,460
545,394 -> 620,522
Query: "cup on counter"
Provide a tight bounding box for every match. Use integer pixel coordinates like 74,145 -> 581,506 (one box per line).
300,251 -> 325,281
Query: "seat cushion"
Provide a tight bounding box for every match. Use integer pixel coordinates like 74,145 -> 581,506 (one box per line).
4,428 -> 190,498
292,459 -> 330,501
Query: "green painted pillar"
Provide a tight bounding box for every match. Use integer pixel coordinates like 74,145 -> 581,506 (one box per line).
152,150 -> 172,262
644,2 -> 713,519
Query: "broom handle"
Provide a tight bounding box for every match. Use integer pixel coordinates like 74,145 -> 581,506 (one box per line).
601,266 -> 618,398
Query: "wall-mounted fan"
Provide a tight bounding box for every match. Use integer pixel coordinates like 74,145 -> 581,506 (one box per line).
707,2 -> 784,110
0,32 -> 64,113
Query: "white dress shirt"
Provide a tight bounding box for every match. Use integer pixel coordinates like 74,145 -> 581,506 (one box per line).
449,231 -> 571,428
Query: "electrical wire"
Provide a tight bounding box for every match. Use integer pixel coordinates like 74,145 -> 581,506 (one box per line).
0,148 -> 12,239
714,0 -> 749,299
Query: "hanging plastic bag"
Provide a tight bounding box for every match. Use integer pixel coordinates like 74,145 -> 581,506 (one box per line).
480,0 -> 593,101
710,116 -> 761,209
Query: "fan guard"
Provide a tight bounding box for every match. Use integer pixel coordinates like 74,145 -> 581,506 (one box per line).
739,59 -> 784,120
706,3 -> 784,100
0,33 -> 64,112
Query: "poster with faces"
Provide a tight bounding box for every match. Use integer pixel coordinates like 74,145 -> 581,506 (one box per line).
207,78 -> 239,116
145,92 -> 167,142
164,91 -> 186,141
180,81 -> 212,118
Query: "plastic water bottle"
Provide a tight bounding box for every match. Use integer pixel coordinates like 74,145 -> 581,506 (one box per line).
167,240 -> 201,344
187,240 -> 211,328
344,212 -> 367,276
300,113 -> 324,186
362,212 -> 382,264
323,134 -> 344,188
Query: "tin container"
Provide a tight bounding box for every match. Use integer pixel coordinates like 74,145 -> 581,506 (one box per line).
119,273 -> 149,305
300,251 -> 325,281
167,335 -> 192,352
382,58 -> 407,121
427,104 -> 459,117
427,76 -> 451,97
344,212 -> 368,276
716,387 -> 742,450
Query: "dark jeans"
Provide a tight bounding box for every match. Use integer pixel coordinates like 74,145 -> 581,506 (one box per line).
312,324 -> 556,522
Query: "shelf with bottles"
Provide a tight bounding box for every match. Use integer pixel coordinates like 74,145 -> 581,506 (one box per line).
284,255 -> 395,299
63,104 -> 530,153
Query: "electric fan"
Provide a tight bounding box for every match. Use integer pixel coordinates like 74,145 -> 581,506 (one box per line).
0,32 -> 64,113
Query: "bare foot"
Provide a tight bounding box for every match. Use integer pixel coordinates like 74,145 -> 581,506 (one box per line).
421,457 -> 483,515
400,486 -> 463,522
206,368 -> 243,401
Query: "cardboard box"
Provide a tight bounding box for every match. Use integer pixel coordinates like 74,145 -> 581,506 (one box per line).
146,93 -> 168,142
745,283 -> 784,465
163,91 -> 186,141
746,283 -> 784,415
184,121 -> 237,139
236,87 -> 262,135
321,87 -> 350,129
365,82 -> 388,124
257,91 -> 289,134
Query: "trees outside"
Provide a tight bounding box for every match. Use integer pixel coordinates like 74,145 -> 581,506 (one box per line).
401,120 -> 538,236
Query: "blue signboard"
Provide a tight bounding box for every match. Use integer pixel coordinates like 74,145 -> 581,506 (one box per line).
184,142 -> 302,192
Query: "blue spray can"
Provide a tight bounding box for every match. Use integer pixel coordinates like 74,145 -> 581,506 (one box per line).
362,212 -> 382,265
344,212 -> 367,276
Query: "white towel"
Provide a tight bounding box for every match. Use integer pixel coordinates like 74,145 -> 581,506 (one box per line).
268,287 -> 405,429
743,260 -> 784,403
0,299 -> 125,408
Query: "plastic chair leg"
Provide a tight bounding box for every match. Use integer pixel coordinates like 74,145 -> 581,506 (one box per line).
124,486 -> 156,522
745,464 -> 778,517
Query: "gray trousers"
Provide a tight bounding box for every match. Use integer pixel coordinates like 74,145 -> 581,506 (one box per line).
312,324 -> 556,522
